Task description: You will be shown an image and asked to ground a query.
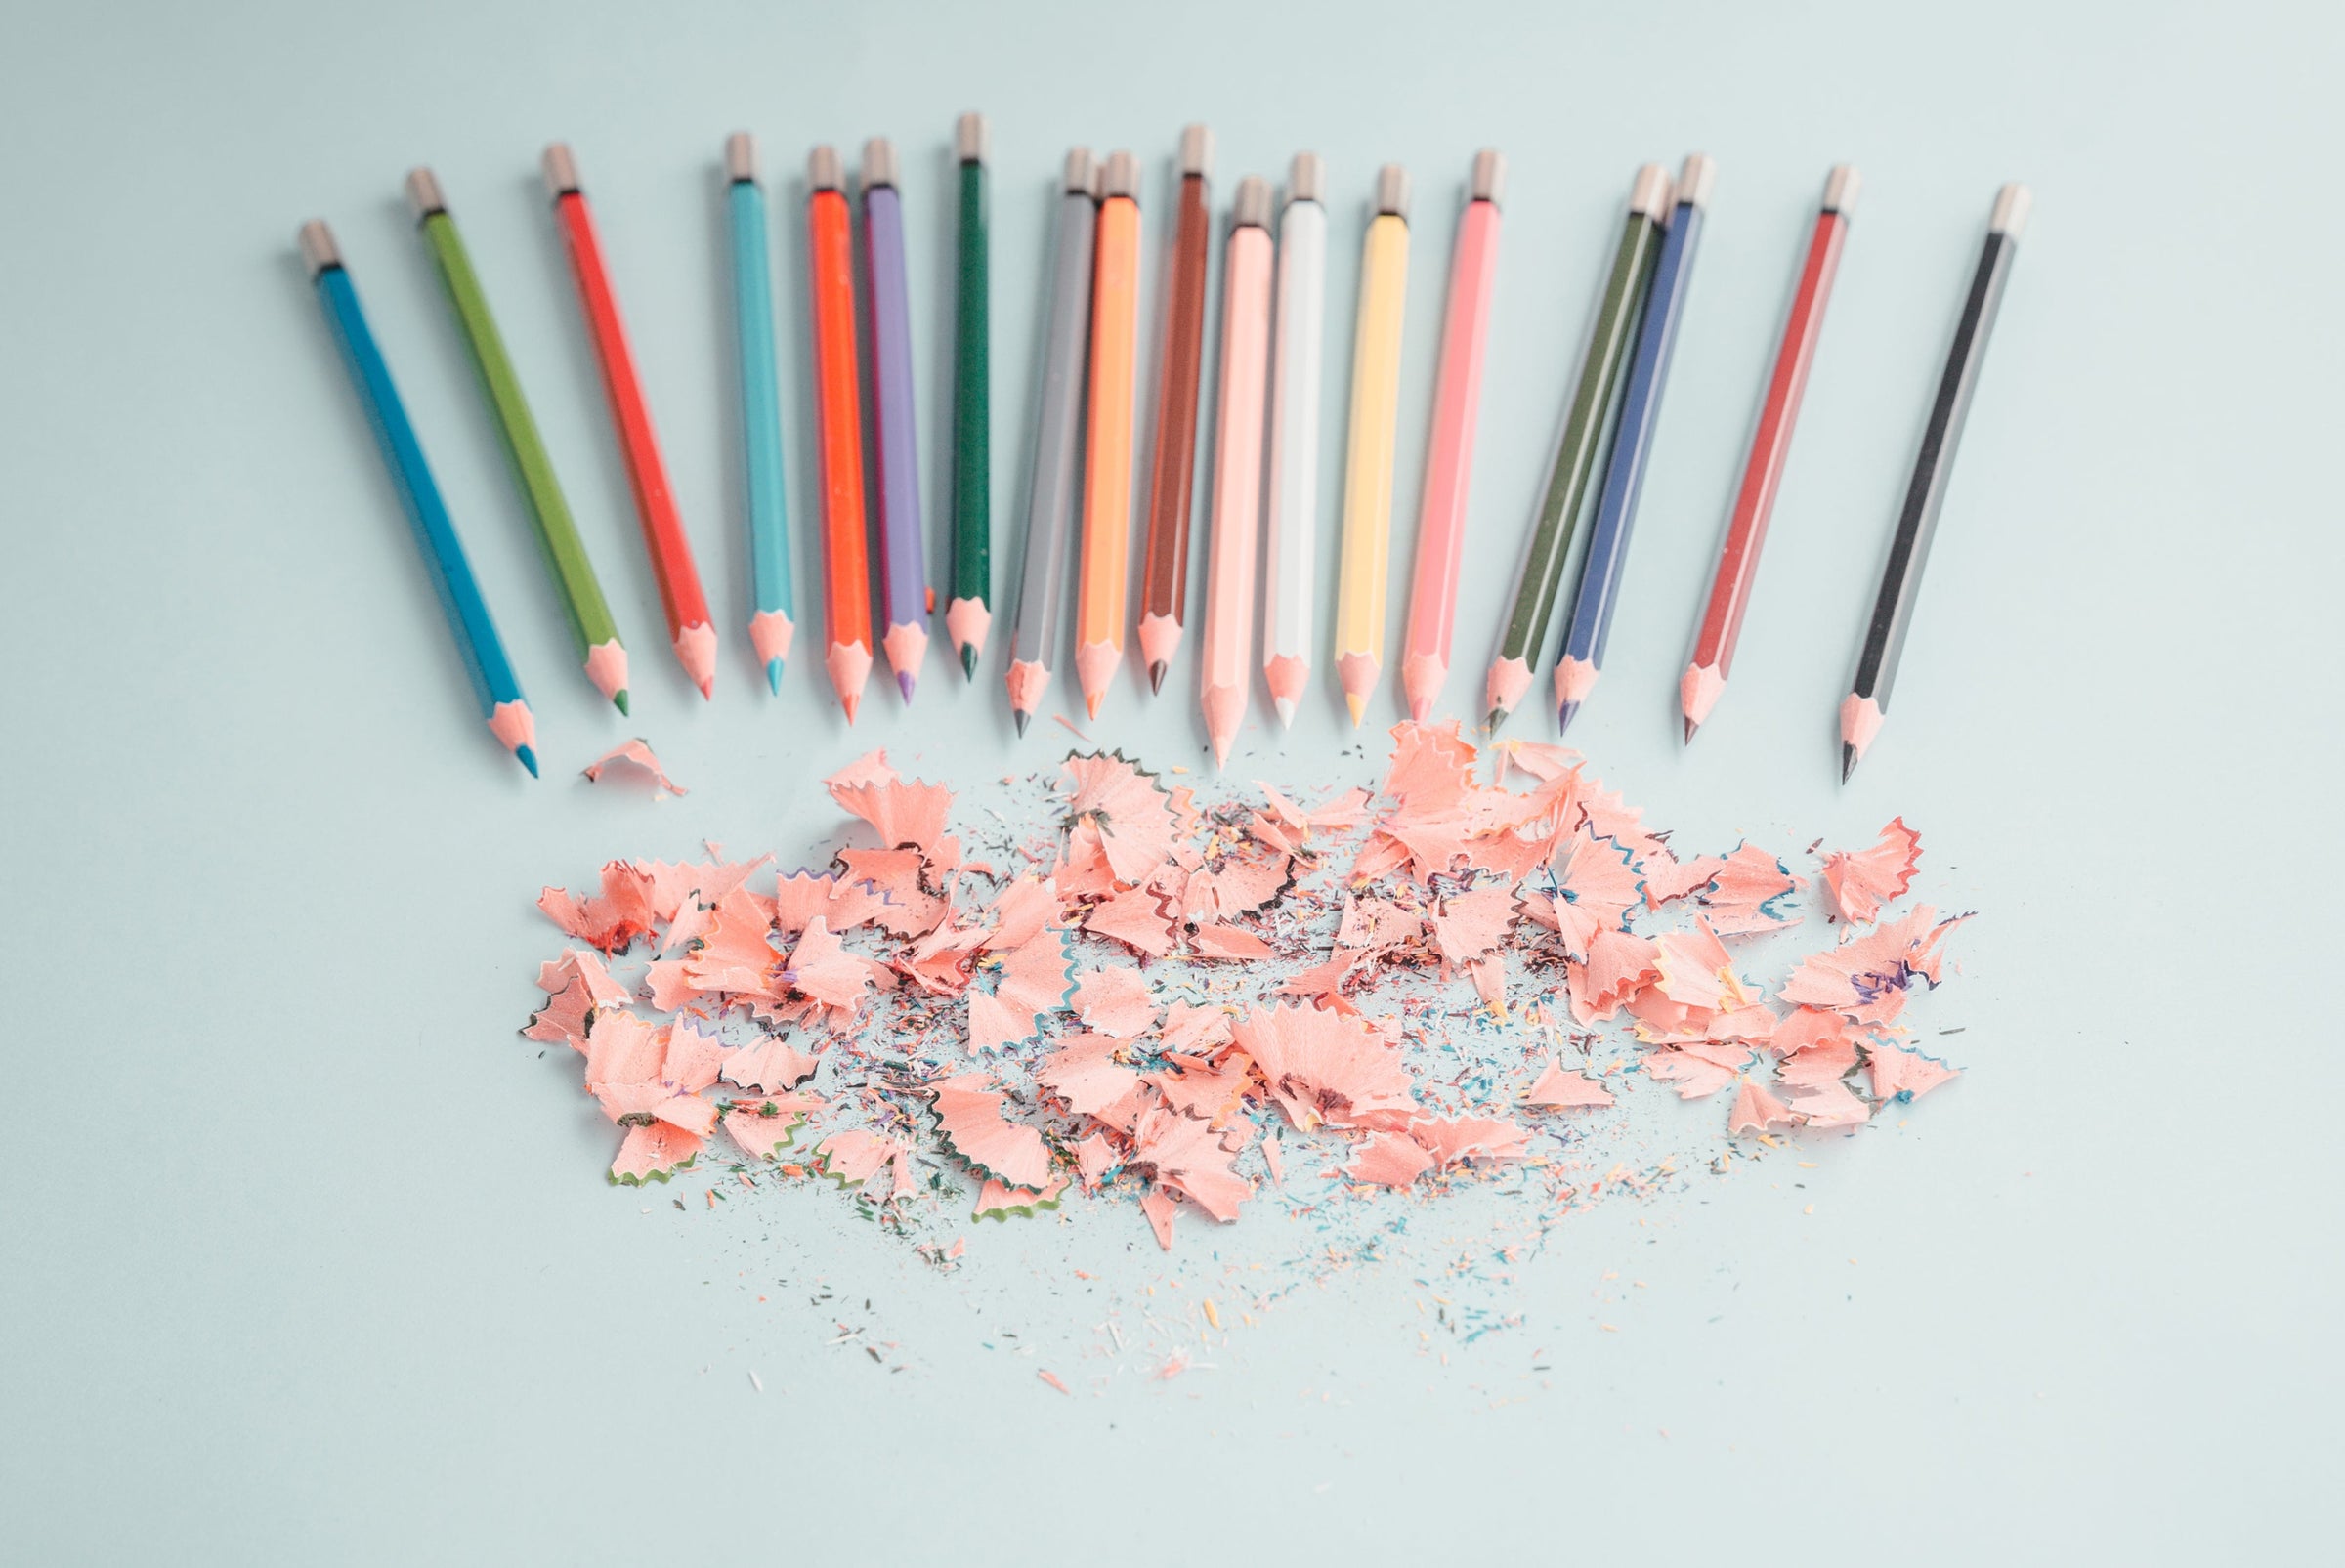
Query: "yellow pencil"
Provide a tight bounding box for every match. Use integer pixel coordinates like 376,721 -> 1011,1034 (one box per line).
1334,165 -> 1411,726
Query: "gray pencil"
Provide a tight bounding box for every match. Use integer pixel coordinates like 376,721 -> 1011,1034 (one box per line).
1006,148 -> 1101,734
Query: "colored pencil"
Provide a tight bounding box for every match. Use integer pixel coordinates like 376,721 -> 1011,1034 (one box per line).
1680,164 -> 1857,742
1261,153 -> 1328,728
861,138 -> 929,704
1138,124 -> 1214,696
1483,163 -> 1670,730
405,169 -> 628,716
1399,150 -> 1505,724
947,112 -> 993,681
1554,152 -> 1714,734
542,144 -> 717,699
1005,149 -> 1099,735
1842,183 -> 2029,782
1334,164 -> 1412,727
1200,176 -> 1276,767
301,221 -> 537,777
724,134 -> 796,697
1075,150 -> 1142,721
806,145 -> 874,723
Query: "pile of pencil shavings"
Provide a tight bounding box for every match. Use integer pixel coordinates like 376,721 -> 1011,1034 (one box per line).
523,722 -> 1964,1250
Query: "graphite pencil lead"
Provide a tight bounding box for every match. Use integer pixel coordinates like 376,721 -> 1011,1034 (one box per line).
1841,742 -> 1859,784
1148,661 -> 1168,696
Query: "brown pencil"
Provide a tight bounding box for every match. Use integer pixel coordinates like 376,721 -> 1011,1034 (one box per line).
1137,124 -> 1214,694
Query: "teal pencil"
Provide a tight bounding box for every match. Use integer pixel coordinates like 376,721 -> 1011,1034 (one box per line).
726,133 -> 796,694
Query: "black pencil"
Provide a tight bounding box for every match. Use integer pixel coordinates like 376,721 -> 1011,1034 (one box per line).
1841,183 -> 2030,782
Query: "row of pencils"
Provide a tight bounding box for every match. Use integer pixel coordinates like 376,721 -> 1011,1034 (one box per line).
301,120 -> 2027,780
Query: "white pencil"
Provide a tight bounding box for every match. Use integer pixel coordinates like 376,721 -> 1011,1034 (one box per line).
1260,152 -> 1328,728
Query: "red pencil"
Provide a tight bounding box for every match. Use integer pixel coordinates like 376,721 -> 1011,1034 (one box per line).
1680,165 -> 1856,741
806,146 -> 874,722
542,144 -> 717,699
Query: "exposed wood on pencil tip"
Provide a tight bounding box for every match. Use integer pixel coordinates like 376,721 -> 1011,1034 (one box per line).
404,168 -> 448,220
807,145 -> 844,191
541,143 -> 581,198
1179,124 -> 1213,179
725,133 -> 757,183
1629,163 -> 1673,218
1287,152 -> 1325,205
1233,176 -> 1272,228
297,219 -> 341,275
1471,149 -> 1506,206
1374,164 -> 1410,220
1676,153 -> 1717,209
1989,183 -> 2033,238
1099,151 -> 1139,201
861,138 -> 900,190
956,112 -> 989,164
1823,164 -> 1861,217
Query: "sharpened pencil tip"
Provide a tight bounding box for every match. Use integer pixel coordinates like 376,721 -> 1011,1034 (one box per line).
765,658 -> 784,696
1272,696 -> 1297,728
516,745 -> 540,778
1344,693 -> 1366,727
840,692 -> 860,725
1148,661 -> 1167,696
1683,715 -> 1700,745
1841,742 -> 1859,784
1556,700 -> 1580,736
1013,709 -> 1031,737
613,689 -> 630,716
960,645 -> 979,681
897,671 -> 916,703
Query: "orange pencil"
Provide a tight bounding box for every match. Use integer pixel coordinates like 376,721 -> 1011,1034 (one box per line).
1075,151 -> 1141,720
806,147 -> 873,722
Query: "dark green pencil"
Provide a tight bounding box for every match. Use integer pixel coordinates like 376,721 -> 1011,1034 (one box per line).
946,112 -> 992,680
406,167 -> 630,713
1482,163 -> 1672,730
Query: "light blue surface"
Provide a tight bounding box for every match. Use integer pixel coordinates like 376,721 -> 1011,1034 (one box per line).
3,1 -> 2339,1562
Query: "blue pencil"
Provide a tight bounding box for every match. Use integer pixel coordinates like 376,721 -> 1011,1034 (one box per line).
301,221 -> 539,776
1553,153 -> 1713,734
725,134 -> 796,695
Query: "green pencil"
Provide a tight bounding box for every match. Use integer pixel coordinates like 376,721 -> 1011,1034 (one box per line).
406,167 -> 630,713
945,113 -> 992,680
1481,163 -> 1672,729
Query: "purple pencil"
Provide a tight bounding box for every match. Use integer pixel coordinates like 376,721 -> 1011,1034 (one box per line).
861,138 -> 928,701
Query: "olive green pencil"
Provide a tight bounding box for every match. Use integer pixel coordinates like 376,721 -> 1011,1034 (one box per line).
406,168 -> 630,712
1482,163 -> 1671,730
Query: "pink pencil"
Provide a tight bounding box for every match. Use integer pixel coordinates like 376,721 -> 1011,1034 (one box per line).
1200,178 -> 1276,767
1400,150 -> 1504,724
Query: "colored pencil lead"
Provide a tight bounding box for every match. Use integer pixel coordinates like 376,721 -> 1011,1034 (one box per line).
542,144 -> 718,699
1554,153 -> 1714,735
1681,164 -> 1857,742
1840,183 -> 2029,781
406,168 -> 630,715
725,133 -> 798,700
947,112 -> 993,681
301,220 -> 537,776
1483,163 -> 1670,733
1138,124 -> 1215,699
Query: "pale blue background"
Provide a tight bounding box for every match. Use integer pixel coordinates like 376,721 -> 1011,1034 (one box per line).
4,0 -> 2338,1561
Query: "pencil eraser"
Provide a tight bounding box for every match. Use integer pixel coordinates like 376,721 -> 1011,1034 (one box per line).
1233,175 -> 1272,228
1179,123 -> 1213,179
1823,164 -> 1861,217
404,167 -> 448,220
1100,151 -> 1139,201
1062,147 -> 1096,194
957,112 -> 989,163
1629,163 -> 1672,218
808,145 -> 843,191
1676,153 -> 1717,209
1374,163 -> 1409,220
297,220 -> 340,275
1471,149 -> 1506,206
1990,182 -> 2032,238
541,143 -> 581,197
726,133 -> 757,183
862,138 -> 899,189
1288,152 -> 1325,206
